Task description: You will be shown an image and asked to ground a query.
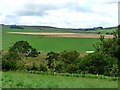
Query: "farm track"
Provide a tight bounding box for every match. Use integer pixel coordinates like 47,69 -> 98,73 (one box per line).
7,32 -> 113,38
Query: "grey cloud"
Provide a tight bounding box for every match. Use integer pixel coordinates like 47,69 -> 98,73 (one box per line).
3,15 -> 20,24
63,1 -> 94,13
17,9 -> 47,16
69,4 -> 93,13
15,1 -> 94,17
16,2 -> 70,17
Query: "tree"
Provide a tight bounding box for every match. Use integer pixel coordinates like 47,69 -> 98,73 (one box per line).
9,41 -> 40,57
9,41 -> 32,54
93,32 -> 119,59
28,48 -> 40,57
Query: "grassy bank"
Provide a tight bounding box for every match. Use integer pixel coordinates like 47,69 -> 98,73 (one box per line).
2,71 -> 118,88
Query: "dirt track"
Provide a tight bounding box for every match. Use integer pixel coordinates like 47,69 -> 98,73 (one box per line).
8,32 -> 113,38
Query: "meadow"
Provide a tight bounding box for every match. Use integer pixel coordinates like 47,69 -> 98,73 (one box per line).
2,71 -> 118,88
2,26 -> 99,52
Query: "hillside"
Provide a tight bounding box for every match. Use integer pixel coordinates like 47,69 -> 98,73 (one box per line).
2,24 -> 117,34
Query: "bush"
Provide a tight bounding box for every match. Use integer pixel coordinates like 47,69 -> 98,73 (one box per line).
103,56 -> 118,76
38,64 -> 48,72
110,64 -> 118,77
2,59 -> 17,71
2,53 -> 20,71
55,61 -> 65,73
80,53 -> 117,76
46,51 -> 59,69
31,63 -> 38,71
59,51 -> 79,64
66,64 -> 79,74
3,52 -> 21,61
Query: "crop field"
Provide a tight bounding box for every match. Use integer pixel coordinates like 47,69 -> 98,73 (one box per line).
2,71 -> 118,88
7,32 -> 113,38
3,34 -> 98,52
2,26 -> 100,52
79,28 -> 116,34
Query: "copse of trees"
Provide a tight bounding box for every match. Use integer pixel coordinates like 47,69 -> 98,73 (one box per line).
2,41 -> 40,71
10,25 -> 24,29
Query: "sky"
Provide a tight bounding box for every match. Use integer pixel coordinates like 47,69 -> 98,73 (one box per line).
0,0 -> 119,28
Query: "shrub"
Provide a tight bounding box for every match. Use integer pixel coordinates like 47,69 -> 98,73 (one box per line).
31,63 -> 38,71
59,51 -> 79,64
46,51 -> 59,69
38,64 -> 48,72
66,64 -> 79,74
3,52 -> 21,61
110,64 -> 118,77
2,53 -> 19,71
2,59 -> 17,71
55,61 -> 65,73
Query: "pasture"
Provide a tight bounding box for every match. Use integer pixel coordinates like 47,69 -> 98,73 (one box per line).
2,71 -> 118,88
2,26 -> 100,52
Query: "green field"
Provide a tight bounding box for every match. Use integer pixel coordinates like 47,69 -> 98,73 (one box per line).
78,28 -> 116,34
2,71 -> 118,88
3,25 -> 116,34
2,26 -> 118,88
2,26 -> 99,52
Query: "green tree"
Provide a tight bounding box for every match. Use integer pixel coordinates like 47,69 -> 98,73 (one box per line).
9,41 -> 32,54
9,41 -> 40,57
28,48 -> 40,57
94,31 -> 119,59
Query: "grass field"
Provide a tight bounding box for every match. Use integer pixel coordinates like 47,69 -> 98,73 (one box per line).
2,71 -> 118,88
2,26 -> 99,52
2,26 -> 118,88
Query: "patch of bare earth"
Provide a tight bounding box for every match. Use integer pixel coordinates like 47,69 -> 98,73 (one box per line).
8,32 -> 113,38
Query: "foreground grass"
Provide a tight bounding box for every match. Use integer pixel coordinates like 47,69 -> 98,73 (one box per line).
2,71 -> 118,88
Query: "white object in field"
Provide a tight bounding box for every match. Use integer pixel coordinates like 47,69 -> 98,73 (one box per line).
86,51 -> 94,54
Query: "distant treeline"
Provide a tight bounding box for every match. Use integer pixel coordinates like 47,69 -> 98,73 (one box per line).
1,24 -> 118,31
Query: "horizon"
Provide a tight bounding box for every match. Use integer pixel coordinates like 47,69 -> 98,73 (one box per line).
2,24 -> 118,29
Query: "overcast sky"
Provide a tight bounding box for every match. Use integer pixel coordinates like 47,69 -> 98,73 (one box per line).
0,0 -> 119,28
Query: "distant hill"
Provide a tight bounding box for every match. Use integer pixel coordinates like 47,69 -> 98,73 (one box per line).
2,24 -> 118,31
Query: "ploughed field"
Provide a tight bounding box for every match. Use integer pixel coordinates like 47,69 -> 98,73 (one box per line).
8,32 -> 113,38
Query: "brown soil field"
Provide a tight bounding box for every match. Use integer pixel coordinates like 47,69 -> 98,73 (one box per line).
8,32 -> 113,38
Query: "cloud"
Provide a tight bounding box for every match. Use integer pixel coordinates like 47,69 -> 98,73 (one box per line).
0,0 -> 118,28
1,15 -> 20,25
